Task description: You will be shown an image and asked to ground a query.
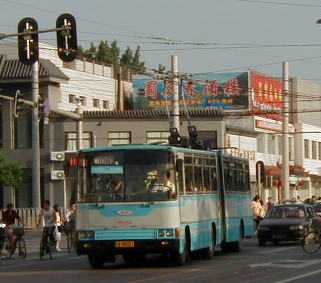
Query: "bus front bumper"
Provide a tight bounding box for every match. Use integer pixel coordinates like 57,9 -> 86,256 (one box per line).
76,239 -> 179,255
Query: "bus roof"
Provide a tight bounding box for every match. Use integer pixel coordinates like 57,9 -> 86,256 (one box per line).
80,144 -> 218,156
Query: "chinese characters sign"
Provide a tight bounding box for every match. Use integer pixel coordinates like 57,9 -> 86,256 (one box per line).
250,71 -> 283,121
133,72 -> 249,110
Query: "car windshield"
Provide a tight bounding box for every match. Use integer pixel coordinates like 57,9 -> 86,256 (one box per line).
79,150 -> 177,202
267,206 -> 306,219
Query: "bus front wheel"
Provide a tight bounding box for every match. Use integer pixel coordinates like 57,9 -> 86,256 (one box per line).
171,233 -> 191,265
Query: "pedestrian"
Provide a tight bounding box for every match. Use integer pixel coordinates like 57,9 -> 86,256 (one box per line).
266,197 -> 274,212
311,195 -> 317,205
53,204 -> 63,252
251,195 -> 263,230
296,195 -> 303,203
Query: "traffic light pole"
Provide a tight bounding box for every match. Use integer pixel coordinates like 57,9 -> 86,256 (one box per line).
32,61 -> 41,209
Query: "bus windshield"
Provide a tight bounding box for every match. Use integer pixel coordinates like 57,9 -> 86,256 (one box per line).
79,150 -> 177,202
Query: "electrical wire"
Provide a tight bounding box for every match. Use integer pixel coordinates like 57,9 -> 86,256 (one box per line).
235,0 -> 321,8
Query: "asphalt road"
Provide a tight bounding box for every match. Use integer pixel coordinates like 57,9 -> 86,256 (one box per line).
1,238 -> 321,283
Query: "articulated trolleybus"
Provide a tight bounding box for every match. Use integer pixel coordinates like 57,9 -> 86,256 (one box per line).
76,144 -> 253,268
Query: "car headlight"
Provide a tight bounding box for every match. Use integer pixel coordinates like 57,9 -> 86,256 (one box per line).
258,226 -> 270,231
289,225 -> 304,231
158,229 -> 174,238
78,231 -> 95,240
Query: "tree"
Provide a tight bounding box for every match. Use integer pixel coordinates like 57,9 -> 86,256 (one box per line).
77,40 -> 146,74
120,46 -> 134,66
0,152 -> 23,188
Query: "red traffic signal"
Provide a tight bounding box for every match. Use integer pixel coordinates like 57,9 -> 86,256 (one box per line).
56,13 -> 77,62
18,17 -> 39,65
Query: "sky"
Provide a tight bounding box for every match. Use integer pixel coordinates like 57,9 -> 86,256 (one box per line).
1,0 -> 321,80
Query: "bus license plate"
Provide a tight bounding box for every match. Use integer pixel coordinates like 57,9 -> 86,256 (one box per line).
115,241 -> 135,248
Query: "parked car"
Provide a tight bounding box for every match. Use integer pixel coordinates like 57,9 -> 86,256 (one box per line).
257,204 -> 321,246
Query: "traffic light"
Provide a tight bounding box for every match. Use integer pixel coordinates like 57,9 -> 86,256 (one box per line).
168,127 -> 182,146
56,13 -> 77,62
18,17 -> 39,65
13,90 -> 23,118
188,125 -> 202,149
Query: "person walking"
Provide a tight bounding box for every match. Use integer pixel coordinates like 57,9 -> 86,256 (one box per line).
38,200 -> 55,258
53,204 -> 63,252
251,195 -> 264,230
266,197 -> 274,212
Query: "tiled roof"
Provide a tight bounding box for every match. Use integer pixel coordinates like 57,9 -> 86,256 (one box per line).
83,108 -> 224,120
0,57 -> 68,81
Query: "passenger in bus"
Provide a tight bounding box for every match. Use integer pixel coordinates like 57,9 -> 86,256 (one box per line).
145,170 -> 159,191
163,171 -> 176,197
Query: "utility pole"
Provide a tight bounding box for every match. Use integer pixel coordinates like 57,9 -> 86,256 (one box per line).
32,61 -> 41,208
282,61 -> 290,202
171,55 -> 180,133
76,101 -> 83,150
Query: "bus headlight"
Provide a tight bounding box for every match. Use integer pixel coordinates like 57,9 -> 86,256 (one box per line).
158,229 -> 174,238
78,231 -> 95,240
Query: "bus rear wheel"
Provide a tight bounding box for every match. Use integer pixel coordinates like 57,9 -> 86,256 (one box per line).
88,254 -> 105,269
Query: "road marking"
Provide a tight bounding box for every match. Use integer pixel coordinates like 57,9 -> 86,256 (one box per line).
273,268 -> 321,283
256,246 -> 296,255
250,259 -> 321,269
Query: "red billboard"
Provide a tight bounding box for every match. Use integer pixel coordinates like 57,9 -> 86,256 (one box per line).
250,71 -> 283,121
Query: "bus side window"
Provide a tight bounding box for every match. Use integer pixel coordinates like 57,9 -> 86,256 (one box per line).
184,164 -> 194,193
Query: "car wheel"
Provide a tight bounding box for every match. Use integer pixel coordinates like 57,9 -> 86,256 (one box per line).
258,239 -> 266,246
88,254 -> 105,269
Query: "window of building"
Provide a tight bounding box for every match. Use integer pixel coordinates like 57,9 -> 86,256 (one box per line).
312,141 -> 318,160
15,113 -> 32,149
257,134 -> 265,153
304,139 -> 310,159
146,131 -> 170,144
69,94 -> 76,104
267,134 -> 276,154
102,100 -> 109,110
79,96 -> 86,106
65,132 -> 92,151
319,143 -> 321,160
107,132 -> 131,145
93,99 -> 100,108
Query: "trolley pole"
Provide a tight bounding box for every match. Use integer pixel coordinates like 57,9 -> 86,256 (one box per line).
282,61 -> 290,202
171,55 -> 180,133
32,61 -> 41,208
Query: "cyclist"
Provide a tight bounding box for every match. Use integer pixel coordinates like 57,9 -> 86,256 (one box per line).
2,203 -> 20,258
37,200 -> 55,258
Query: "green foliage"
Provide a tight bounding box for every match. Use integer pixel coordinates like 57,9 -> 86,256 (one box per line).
78,40 -> 146,74
0,152 -> 24,188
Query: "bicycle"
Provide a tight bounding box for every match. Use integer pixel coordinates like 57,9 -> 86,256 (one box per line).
301,230 -> 321,254
39,227 -> 55,259
0,224 -> 26,259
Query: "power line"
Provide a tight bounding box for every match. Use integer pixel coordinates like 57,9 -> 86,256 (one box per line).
235,0 -> 321,8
